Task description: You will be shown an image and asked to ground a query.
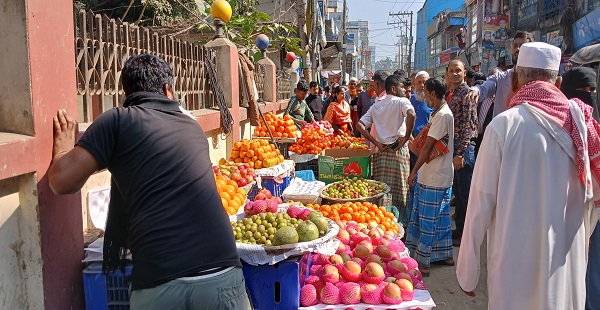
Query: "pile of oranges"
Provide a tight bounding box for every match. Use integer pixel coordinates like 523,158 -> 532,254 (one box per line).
288,126 -> 332,155
215,174 -> 247,215
229,139 -> 285,169
331,135 -> 369,150
289,132 -> 368,155
306,201 -> 399,233
253,113 -> 299,139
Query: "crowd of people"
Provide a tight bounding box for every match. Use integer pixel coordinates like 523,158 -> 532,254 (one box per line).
46,28 -> 600,309
283,30 -> 600,310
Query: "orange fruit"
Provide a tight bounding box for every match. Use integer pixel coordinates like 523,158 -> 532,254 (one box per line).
221,198 -> 229,208
233,141 -> 242,151
215,179 -> 227,190
226,180 -> 238,188
224,185 -> 236,195
226,207 -> 237,215
259,139 -> 269,146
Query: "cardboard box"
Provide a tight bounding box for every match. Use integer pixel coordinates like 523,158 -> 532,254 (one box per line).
242,254 -> 311,310
318,149 -> 371,184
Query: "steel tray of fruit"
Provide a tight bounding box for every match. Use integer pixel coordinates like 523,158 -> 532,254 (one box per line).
230,204 -> 339,252
319,178 -> 391,203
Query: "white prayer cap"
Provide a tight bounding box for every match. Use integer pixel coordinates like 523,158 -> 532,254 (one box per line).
350,77 -> 359,82
516,42 -> 561,71
415,71 -> 430,79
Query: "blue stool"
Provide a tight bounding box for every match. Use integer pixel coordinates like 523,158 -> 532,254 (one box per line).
295,170 -> 316,182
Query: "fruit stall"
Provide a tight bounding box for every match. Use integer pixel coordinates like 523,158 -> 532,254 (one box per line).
82,120 -> 436,310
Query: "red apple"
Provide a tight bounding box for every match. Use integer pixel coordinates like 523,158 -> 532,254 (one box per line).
237,178 -> 248,187
245,175 -> 254,183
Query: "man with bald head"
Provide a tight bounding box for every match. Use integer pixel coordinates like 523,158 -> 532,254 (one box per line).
445,59 -> 477,247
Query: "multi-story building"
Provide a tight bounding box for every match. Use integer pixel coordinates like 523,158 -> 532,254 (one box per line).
414,0 -> 465,72
426,10 -> 467,77
347,20 -> 370,79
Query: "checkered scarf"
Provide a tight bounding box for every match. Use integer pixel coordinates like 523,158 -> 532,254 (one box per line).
509,81 -> 600,205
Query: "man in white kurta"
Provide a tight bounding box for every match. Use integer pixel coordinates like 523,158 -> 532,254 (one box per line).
457,42 -> 600,309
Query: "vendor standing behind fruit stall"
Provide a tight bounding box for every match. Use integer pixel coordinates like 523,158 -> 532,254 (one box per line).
47,54 -> 251,309
284,80 -> 315,129
357,73 -> 415,226
324,85 -> 353,135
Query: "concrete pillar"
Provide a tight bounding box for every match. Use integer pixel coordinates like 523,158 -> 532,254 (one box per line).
0,0 -> 84,308
205,37 -> 240,154
257,57 -> 276,103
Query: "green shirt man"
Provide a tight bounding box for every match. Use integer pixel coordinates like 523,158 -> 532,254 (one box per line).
284,80 -> 314,128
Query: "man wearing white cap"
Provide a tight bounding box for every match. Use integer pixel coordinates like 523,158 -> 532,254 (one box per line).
408,71 -> 433,214
457,42 -> 600,309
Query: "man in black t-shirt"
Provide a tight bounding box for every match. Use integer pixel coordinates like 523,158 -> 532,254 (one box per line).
48,54 -> 250,309
306,81 -> 323,121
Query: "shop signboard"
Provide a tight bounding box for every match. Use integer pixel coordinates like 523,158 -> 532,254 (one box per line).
482,15 -> 510,50
573,8 -> 600,50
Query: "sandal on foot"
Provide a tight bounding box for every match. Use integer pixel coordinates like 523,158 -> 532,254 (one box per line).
431,258 -> 455,266
418,264 -> 431,277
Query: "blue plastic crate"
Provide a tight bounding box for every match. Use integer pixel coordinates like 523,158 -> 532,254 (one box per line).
83,263 -> 132,310
242,254 -> 311,310
260,173 -> 292,197
295,159 -> 319,179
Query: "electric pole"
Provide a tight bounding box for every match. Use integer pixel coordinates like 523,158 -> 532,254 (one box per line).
341,0 -> 347,83
388,11 -> 414,73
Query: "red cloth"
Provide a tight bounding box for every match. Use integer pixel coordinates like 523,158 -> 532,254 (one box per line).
509,81 -> 600,191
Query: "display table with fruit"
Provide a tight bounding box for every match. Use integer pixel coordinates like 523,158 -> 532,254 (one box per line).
230,204 -> 340,265
319,178 -> 390,205
297,221 -> 435,309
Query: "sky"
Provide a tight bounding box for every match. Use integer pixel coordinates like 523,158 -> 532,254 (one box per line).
345,0 -> 426,61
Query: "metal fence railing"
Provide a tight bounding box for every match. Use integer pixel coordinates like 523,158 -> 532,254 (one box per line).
74,10 -> 216,122
254,63 -> 266,101
276,70 -> 292,101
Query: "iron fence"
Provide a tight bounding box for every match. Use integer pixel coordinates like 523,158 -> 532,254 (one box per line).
254,63 -> 266,101
276,70 -> 292,101
74,10 -> 216,122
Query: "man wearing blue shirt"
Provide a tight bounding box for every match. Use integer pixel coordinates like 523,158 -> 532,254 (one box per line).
408,71 -> 433,221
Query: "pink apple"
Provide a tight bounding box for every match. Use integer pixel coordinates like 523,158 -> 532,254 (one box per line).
237,178 -> 248,187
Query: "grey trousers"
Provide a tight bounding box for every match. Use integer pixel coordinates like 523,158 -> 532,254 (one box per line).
130,267 -> 252,310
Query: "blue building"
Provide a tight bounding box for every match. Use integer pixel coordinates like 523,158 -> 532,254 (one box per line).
414,0 -> 465,71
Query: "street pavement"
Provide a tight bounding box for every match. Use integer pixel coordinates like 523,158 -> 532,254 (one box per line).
421,207 -> 489,309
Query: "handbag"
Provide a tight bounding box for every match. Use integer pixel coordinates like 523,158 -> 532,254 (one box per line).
412,122 -> 450,163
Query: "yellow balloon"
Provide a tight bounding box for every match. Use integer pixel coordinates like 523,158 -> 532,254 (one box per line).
211,0 -> 232,23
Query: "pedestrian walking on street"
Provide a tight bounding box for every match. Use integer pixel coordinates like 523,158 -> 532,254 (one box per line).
445,59 -> 478,247
457,42 -> 600,310
406,77 -> 455,277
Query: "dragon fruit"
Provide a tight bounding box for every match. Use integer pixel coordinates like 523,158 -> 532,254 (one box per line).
287,205 -> 302,218
265,199 -> 278,213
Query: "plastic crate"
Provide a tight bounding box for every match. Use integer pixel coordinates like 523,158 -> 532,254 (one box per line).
261,173 -> 293,197
83,263 -> 132,310
242,254 -> 311,310
295,158 -> 319,179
